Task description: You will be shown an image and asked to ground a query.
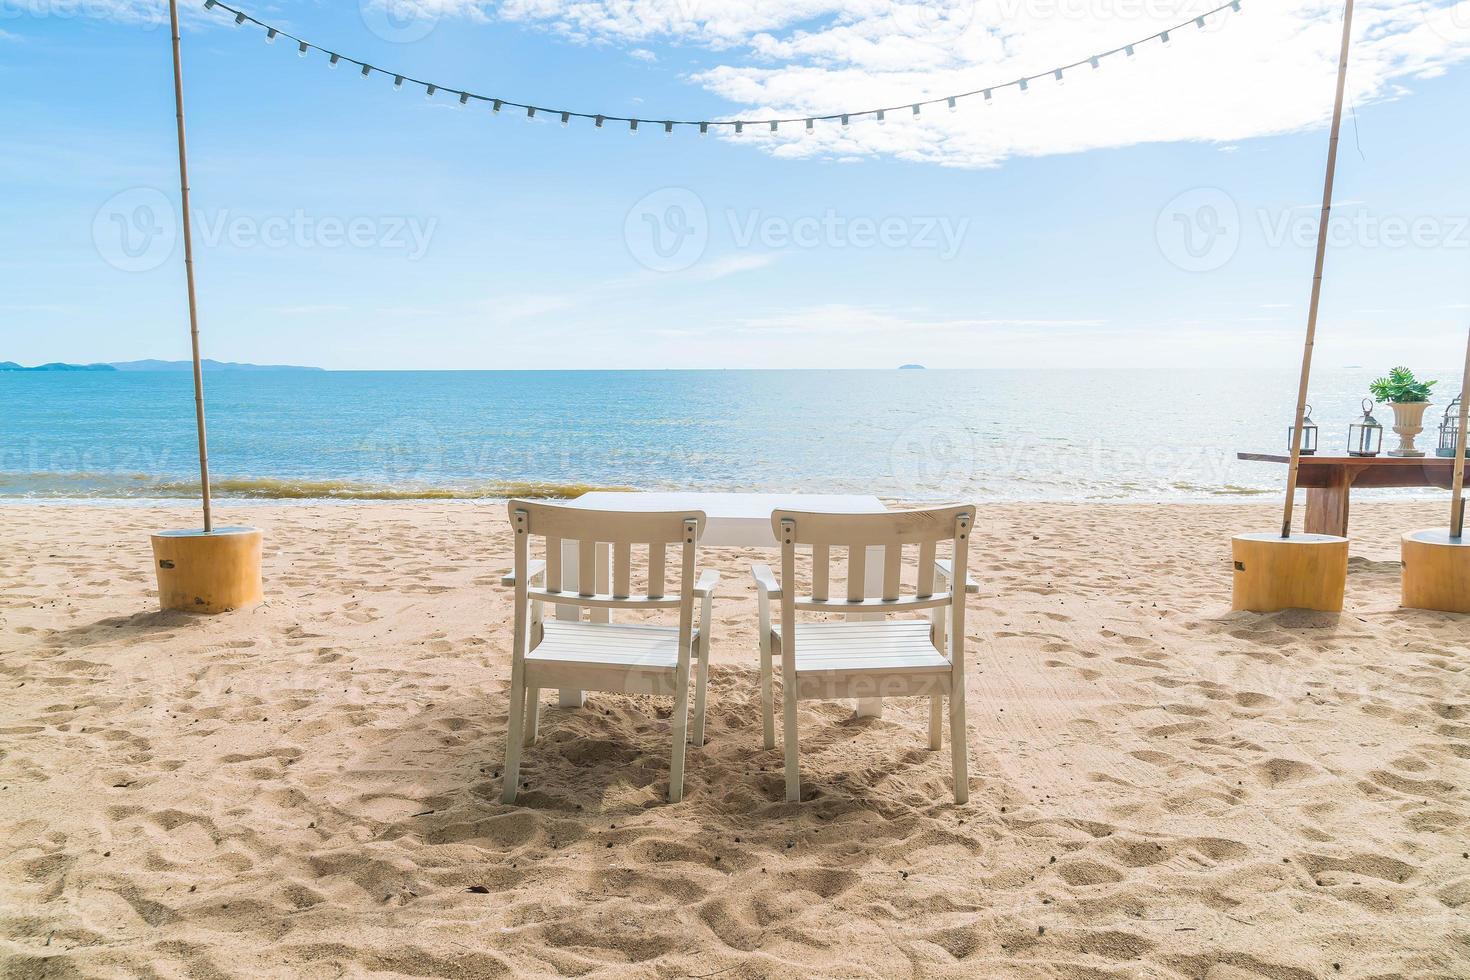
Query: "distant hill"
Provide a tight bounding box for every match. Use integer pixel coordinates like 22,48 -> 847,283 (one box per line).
110,359 -> 325,372
0,361 -> 116,372
1,359 -> 323,372
898,363 -> 926,370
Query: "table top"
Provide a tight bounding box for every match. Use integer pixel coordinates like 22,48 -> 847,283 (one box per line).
1238,453 -> 1456,466
568,492 -> 887,548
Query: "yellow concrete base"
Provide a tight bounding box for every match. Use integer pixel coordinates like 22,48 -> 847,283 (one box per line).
151,527 -> 263,613
1231,532 -> 1348,613
1401,528 -> 1470,613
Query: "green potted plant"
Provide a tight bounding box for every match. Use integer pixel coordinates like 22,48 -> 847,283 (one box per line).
1369,366 -> 1436,457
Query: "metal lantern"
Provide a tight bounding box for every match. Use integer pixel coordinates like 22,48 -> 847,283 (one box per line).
1347,398 -> 1383,457
1289,404 -> 1318,456
1437,394 -> 1462,457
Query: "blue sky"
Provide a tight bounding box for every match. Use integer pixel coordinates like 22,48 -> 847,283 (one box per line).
2,0 -> 1469,369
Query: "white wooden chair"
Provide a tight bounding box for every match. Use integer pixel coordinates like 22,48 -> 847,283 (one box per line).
751,505 -> 978,803
499,500 -> 719,804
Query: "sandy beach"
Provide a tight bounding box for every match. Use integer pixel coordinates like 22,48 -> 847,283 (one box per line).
1,499 -> 1467,978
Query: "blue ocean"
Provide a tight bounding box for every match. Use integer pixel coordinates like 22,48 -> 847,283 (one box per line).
0,368 -> 1457,502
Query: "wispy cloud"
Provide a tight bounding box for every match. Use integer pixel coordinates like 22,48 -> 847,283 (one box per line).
734,304 -> 1106,335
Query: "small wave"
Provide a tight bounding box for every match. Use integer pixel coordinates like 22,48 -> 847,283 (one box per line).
0,472 -> 634,501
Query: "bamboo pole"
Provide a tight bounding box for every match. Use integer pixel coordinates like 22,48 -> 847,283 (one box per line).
1451,325 -> 1470,538
168,0 -> 213,533
1281,0 -> 1356,539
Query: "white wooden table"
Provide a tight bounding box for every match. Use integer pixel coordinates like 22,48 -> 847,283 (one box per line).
555,492 -> 891,715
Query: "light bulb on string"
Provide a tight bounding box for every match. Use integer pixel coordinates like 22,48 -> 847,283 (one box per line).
875,109 -> 885,125
770,120 -> 778,134
328,52 -> 340,69
234,11 -> 245,25
362,64 -> 373,79
665,121 -> 676,137
1195,15 -> 1206,28
840,114 -> 849,127
1018,77 -> 1029,94
1053,68 -> 1065,86
458,92 -> 470,107
629,119 -> 639,134
425,83 -> 437,101
911,104 -> 921,118
562,112 -> 571,127
982,90 -> 992,107
699,122 -> 709,137
595,115 -> 605,128
948,96 -> 959,112
1089,55 -> 1100,69
297,40 -> 309,57
393,75 -> 404,90
804,118 -> 814,134
526,106 -> 536,119
492,99 -> 502,114
734,121 -> 744,135
265,27 -> 277,43
1160,29 -> 1170,43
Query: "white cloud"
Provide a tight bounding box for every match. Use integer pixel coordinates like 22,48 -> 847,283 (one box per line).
629,47 -> 658,61
733,304 -> 1106,335
372,0 -> 1470,167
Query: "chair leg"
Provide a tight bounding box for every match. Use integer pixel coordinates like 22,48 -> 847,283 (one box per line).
692,644 -> 710,748
783,681 -> 800,802
929,696 -> 943,750
668,662 -> 693,803
522,687 -> 540,747
760,642 -> 776,751
501,668 -> 527,805
950,686 -> 969,805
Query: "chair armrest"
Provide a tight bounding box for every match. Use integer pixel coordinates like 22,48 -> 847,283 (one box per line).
695,569 -> 721,598
935,558 -> 980,594
750,563 -> 781,598
500,559 -> 546,588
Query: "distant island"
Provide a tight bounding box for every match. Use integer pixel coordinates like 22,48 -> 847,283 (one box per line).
0,359 -> 324,372
898,364 -> 926,370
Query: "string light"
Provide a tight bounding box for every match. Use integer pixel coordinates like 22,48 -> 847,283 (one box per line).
198,0 -> 1249,135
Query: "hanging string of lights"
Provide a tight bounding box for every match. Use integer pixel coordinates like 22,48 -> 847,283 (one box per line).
200,0 -> 1246,135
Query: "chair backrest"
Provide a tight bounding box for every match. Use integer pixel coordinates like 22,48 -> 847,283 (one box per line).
508,499 -> 706,613
772,504 -> 974,666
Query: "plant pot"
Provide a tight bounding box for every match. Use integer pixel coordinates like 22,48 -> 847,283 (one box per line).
1386,401 -> 1431,457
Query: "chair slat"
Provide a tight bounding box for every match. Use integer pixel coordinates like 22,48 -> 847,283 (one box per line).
812,544 -> 830,602
916,540 -> 936,598
546,535 -> 562,592
648,542 -> 666,599
612,541 -> 631,598
578,538 -> 596,596
847,545 -> 865,602
882,543 -> 902,601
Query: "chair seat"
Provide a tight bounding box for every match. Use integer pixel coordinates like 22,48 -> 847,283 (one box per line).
773,620 -> 949,675
527,619 -> 702,672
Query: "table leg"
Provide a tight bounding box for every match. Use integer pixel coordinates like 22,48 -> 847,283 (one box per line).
853,544 -> 885,719
1304,472 -> 1350,536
